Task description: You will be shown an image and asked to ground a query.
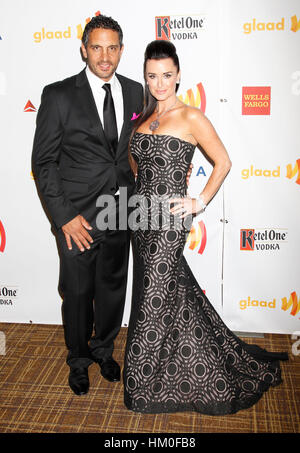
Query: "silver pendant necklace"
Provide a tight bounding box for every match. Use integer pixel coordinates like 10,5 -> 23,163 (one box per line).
149,100 -> 178,131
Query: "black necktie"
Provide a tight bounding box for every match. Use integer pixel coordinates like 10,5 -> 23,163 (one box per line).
102,83 -> 118,154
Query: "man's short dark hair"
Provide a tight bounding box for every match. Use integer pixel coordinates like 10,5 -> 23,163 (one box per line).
82,15 -> 123,48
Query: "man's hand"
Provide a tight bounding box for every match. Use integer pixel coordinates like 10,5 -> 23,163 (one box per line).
186,163 -> 193,187
62,215 -> 93,252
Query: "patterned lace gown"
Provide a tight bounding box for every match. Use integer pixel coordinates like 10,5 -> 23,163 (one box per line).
123,132 -> 288,415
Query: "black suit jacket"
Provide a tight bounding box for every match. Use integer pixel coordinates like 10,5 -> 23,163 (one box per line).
32,69 -> 144,231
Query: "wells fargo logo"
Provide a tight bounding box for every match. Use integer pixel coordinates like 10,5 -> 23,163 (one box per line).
155,15 -> 205,41
0,220 -> 6,253
242,87 -> 271,115
33,11 -> 101,43
187,220 -> 207,254
281,292 -> 300,317
178,83 -> 206,113
291,15 -> 300,32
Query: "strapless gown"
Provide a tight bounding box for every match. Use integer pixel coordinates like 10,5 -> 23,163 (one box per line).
123,132 -> 288,415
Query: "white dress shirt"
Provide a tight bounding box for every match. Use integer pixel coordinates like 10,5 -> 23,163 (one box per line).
85,66 -> 124,138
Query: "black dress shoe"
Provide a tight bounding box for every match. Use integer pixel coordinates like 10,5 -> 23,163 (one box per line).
96,357 -> 120,382
68,367 -> 89,395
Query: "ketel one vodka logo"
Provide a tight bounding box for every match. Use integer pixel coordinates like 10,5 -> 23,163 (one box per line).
240,228 -> 288,251
155,15 -> 205,41
0,286 -> 18,306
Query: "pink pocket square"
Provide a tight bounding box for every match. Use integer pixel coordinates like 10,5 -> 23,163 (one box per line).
131,112 -> 140,120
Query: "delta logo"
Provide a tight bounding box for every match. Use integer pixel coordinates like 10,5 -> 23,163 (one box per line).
242,87 -> 271,115
178,82 -> 206,113
24,100 -> 37,112
155,15 -> 205,41
33,10 -> 101,43
0,220 -> 6,253
187,220 -> 207,254
240,228 -> 288,252
241,159 -> 300,185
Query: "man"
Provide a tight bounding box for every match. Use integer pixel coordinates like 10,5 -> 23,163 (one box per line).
32,15 -> 144,395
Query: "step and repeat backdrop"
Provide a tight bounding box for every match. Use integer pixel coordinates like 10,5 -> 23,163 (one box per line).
0,0 -> 299,334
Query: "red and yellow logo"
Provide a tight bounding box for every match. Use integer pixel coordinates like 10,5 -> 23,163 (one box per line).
24,100 -> 36,112
286,159 -> 300,185
33,11 -> 101,43
281,292 -> 300,317
178,83 -> 206,113
0,221 -> 6,253
291,15 -> 300,32
76,10 -> 101,40
242,87 -> 271,115
187,220 -> 207,254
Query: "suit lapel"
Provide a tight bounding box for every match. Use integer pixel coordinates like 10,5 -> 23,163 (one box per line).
75,69 -> 111,153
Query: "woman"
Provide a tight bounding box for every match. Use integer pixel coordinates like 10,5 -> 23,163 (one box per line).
123,40 -> 288,415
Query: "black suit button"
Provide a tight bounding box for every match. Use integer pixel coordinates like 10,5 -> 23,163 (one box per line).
114,160 -> 118,166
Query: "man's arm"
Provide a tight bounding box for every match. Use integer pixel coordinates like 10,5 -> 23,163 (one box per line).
32,85 -> 93,251
31,84 -> 79,229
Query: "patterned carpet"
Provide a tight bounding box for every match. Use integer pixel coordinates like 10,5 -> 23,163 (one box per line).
0,322 -> 299,433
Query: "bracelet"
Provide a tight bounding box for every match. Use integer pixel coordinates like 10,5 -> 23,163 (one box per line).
197,194 -> 207,212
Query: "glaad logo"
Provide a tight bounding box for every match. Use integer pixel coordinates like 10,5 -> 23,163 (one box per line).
33,27 -> 71,43
178,83 -> 206,113
239,291 -> 300,319
239,296 -> 276,311
240,228 -> 288,251
186,220 -> 207,254
76,10 -> 101,40
0,221 -> 6,253
281,292 -> 300,317
24,101 -> 37,112
286,159 -> 300,185
243,18 -> 285,34
241,165 -> 280,180
243,16 -> 300,34
155,15 -> 205,41
291,15 -> 300,32
33,10 -> 101,43
241,160 -> 300,185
